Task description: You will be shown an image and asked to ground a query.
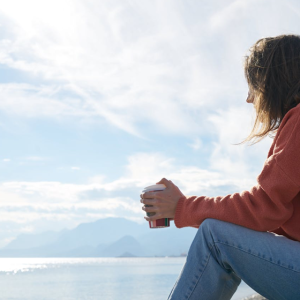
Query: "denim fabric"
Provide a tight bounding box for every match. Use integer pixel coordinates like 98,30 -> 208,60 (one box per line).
168,219 -> 300,300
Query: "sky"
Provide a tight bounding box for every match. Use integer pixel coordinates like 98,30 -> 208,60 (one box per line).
0,0 -> 300,247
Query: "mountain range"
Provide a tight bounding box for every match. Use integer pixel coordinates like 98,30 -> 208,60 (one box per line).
0,218 -> 197,257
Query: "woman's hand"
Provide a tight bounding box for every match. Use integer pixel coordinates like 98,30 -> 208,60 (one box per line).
140,178 -> 185,221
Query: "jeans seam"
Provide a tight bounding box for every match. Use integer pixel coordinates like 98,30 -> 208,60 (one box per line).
186,249 -> 213,300
214,241 -> 300,274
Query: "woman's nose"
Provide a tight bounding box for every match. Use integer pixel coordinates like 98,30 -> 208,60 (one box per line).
246,93 -> 254,103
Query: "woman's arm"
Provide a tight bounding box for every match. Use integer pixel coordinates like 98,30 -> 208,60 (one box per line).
141,105 -> 300,233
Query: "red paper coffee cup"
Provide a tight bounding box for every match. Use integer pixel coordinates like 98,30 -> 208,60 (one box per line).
142,184 -> 170,228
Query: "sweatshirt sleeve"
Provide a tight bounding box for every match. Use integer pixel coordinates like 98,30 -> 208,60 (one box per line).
174,106 -> 300,231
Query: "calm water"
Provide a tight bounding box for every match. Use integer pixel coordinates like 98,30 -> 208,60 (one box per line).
0,257 -> 256,300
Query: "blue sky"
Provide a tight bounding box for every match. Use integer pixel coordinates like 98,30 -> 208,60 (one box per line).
0,0 -> 300,246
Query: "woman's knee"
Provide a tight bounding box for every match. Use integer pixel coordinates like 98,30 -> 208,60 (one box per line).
200,218 -> 224,232
198,218 -> 233,244
195,219 -> 221,243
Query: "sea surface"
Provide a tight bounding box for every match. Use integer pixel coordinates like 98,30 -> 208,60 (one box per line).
0,257 -> 256,300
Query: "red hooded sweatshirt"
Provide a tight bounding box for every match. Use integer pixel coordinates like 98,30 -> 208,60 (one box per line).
174,104 -> 300,242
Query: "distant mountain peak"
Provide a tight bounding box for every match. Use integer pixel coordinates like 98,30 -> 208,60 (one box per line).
118,252 -> 137,257
0,217 -> 196,258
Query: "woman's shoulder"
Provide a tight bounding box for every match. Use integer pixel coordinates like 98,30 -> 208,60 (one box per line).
282,103 -> 300,124
277,103 -> 300,135
271,103 -> 300,156
269,103 -> 300,183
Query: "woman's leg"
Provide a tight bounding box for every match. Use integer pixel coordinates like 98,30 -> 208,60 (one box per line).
168,219 -> 300,300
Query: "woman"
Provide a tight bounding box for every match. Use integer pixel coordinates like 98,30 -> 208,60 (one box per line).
140,35 -> 300,300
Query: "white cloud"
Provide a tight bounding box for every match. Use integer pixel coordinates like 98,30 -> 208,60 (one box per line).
0,0 -> 297,241
0,84 -> 90,118
3,158 -> 10,162
1,0 -> 299,138
20,226 -> 34,233
188,138 -> 202,151
207,105 -> 273,177
0,190 -> 25,201
0,150 -> 267,226
25,157 -> 45,161
71,167 -> 80,171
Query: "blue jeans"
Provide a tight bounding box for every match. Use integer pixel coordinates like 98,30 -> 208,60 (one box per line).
168,219 -> 300,300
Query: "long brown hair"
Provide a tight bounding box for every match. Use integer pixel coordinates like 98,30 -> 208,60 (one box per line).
243,34 -> 300,144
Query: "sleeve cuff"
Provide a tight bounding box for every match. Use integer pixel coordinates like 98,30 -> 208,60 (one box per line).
174,196 -> 186,228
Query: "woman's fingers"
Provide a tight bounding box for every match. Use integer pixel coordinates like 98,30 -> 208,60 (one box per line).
142,205 -> 158,212
140,178 -> 184,220
140,198 -> 157,205
142,204 -> 157,217
156,177 -> 171,187
144,206 -> 156,217
144,212 -> 162,222
141,191 -> 162,199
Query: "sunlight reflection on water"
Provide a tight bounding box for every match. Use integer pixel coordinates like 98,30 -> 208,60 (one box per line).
0,257 -> 180,273
0,257 -> 256,299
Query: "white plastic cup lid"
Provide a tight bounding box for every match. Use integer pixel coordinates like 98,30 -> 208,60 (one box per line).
142,184 -> 166,193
